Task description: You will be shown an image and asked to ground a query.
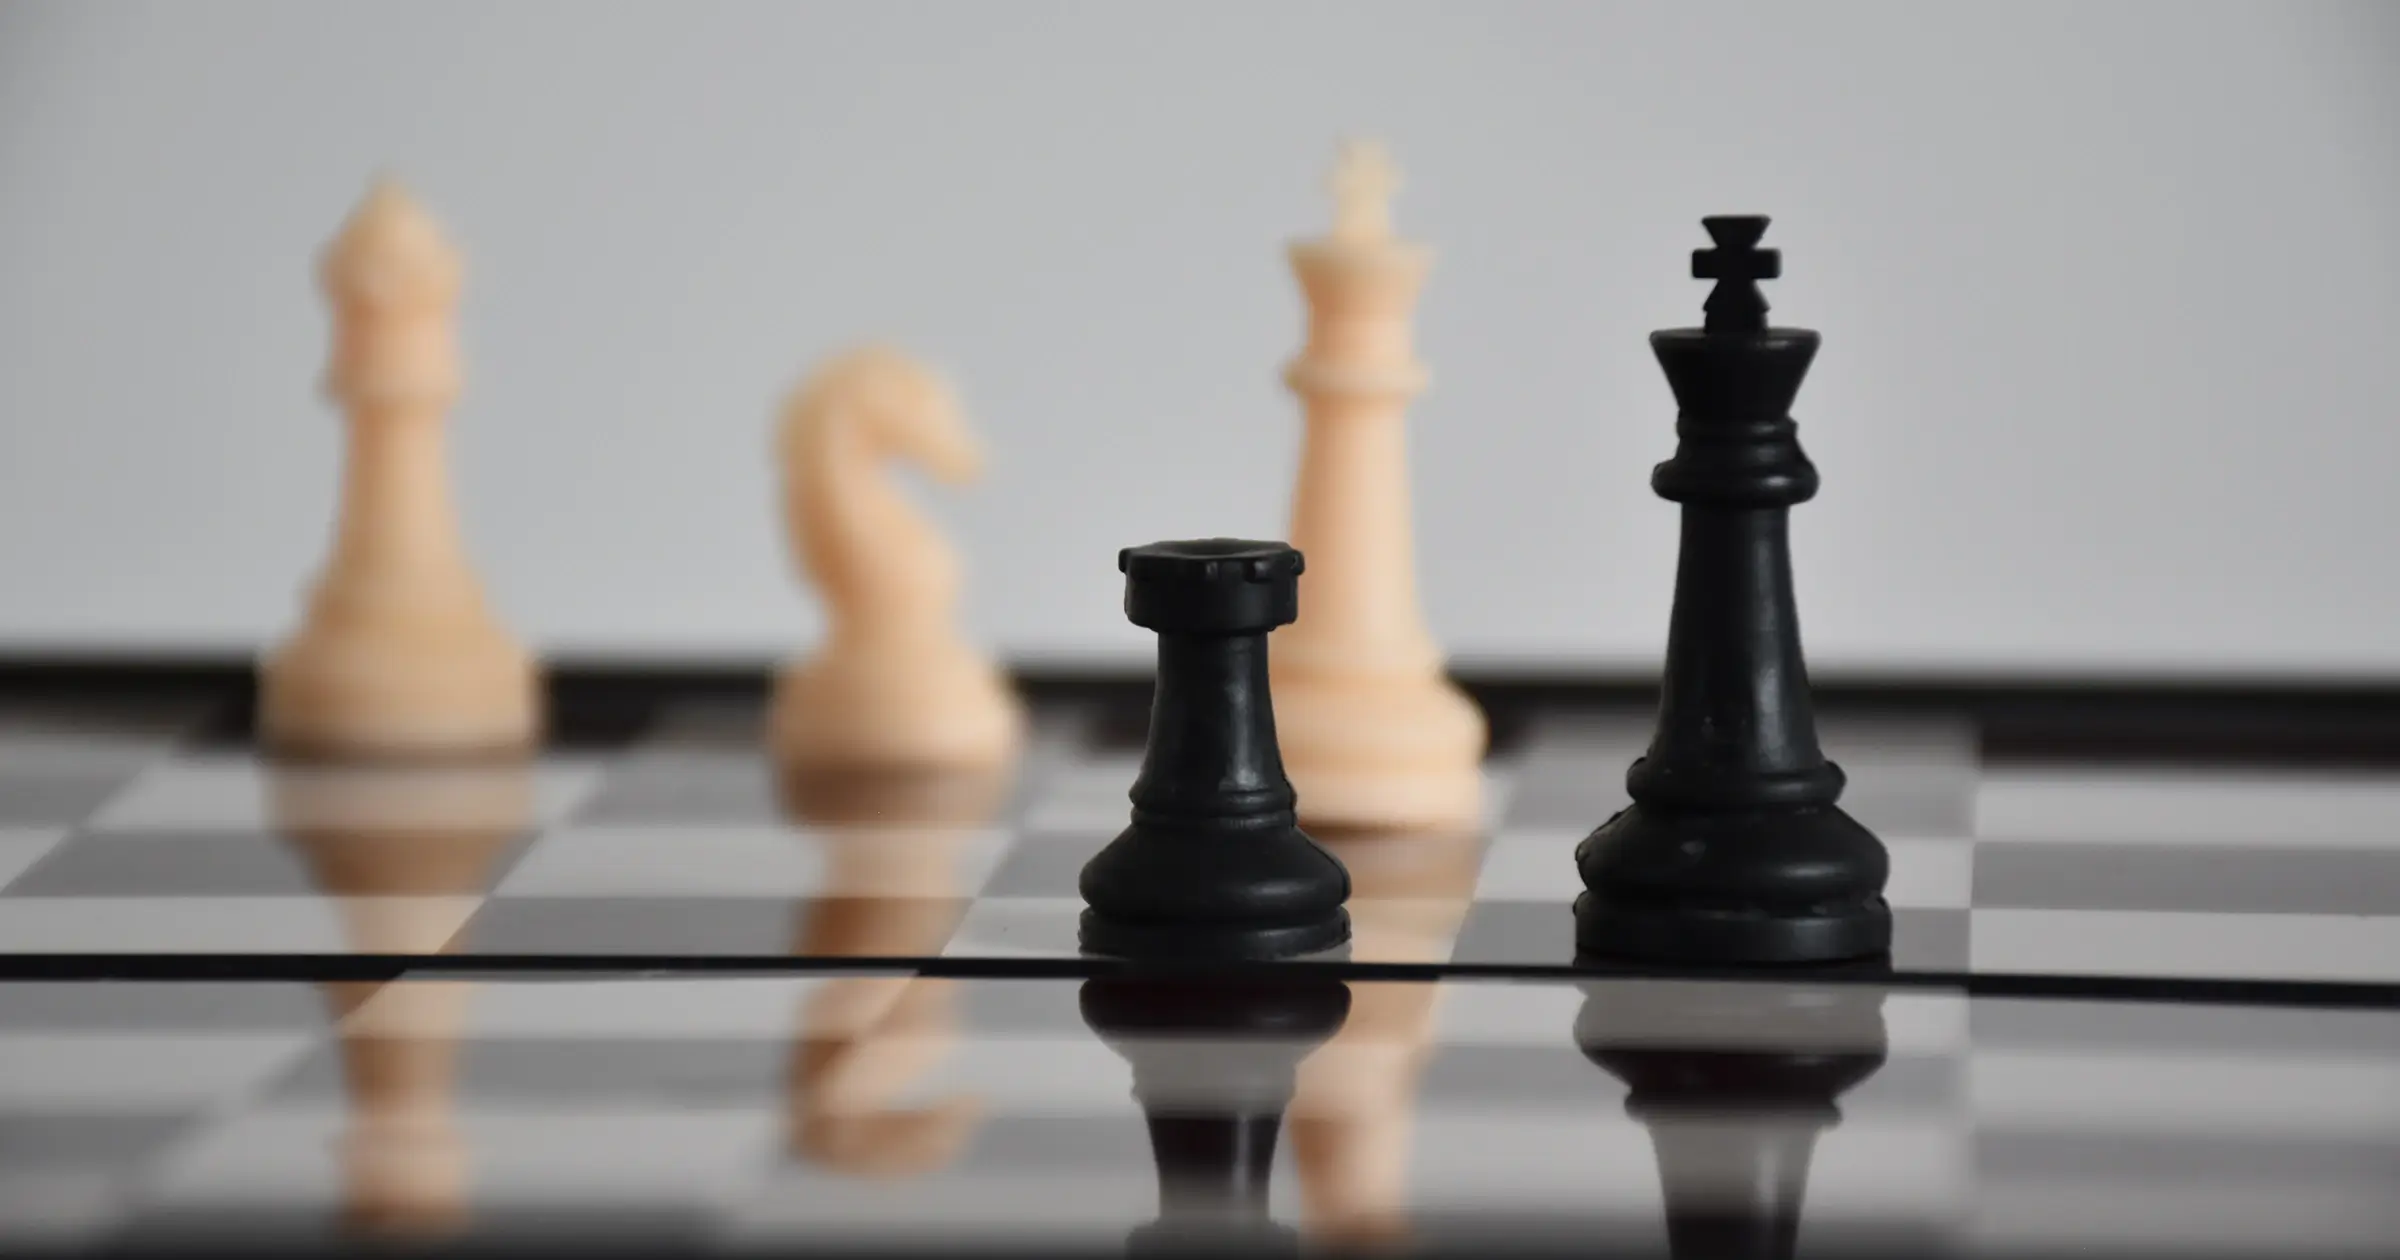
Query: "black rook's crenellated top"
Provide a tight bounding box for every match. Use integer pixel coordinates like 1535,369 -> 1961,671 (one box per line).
1119,539 -> 1304,636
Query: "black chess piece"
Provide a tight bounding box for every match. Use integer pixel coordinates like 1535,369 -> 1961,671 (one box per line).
1080,539 -> 1352,960
1080,974 -> 1352,1257
1576,971 -> 1891,1260
1576,216 -> 1892,965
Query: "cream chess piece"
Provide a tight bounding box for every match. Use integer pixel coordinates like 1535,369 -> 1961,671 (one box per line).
1290,828 -> 1483,1246
271,759 -> 531,1238
259,181 -> 540,758
781,767 -> 999,1177
328,973 -> 475,1239
769,346 -> 1024,774
1271,141 -> 1487,832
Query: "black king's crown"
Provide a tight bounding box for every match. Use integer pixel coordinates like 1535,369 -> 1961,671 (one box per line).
1649,215 -> 1822,509
1694,215 -> 1779,335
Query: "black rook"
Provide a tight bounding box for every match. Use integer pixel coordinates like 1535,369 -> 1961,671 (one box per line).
1080,539 -> 1351,960
1575,217 -> 1892,965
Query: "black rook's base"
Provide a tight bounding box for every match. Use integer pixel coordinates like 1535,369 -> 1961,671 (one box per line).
1079,885 -> 1350,963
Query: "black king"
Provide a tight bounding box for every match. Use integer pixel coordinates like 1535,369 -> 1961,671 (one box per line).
1575,216 -> 1893,966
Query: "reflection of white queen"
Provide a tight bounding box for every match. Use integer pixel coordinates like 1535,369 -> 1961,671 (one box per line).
1272,141 -> 1486,835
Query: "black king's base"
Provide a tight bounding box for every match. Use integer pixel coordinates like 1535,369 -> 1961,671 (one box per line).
1577,217 -> 1892,967
1081,540 -> 1351,961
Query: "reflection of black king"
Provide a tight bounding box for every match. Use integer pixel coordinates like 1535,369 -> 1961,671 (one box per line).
1081,540 -> 1351,960
1081,975 -> 1352,1257
1576,216 -> 1892,965
1576,976 -> 1890,1259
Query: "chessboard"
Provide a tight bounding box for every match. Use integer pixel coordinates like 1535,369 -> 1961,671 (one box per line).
0,667 -> 2397,996
9,969 -> 2396,1257
2,665 -> 2398,1258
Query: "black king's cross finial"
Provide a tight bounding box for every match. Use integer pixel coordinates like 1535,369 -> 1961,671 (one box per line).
1693,215 -> 1779,335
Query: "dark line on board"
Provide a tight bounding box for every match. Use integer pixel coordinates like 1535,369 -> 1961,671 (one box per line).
12,651 -> 2400,698
9,653 -> 2400,765
0,951 -> 2391,1012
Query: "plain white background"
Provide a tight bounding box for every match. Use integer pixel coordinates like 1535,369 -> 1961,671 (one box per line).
0,0 -> 2394,676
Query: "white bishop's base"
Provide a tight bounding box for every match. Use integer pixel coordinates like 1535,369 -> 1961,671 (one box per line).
1272,670 -> 1487,834
260,621 -> 541,760
769,638 -> 1025,775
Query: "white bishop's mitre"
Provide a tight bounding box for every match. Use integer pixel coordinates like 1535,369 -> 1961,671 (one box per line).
320,180 -> 463,310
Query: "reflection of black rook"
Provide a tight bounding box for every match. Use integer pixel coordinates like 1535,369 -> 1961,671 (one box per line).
1081,976 -> 1351,1257
1577,216 -> 1891,965
1080,540 -> 1351,960
1575,978 -> 1890,1260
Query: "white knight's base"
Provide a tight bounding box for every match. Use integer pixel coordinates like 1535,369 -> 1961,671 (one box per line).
770,642 -> 1025,775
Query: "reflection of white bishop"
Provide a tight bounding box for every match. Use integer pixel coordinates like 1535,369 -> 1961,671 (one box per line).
271,760 -> 533,1241
1271,142 -> 1486,833
260,180 -> 540,758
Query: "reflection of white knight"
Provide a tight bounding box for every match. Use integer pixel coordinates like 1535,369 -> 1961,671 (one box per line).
769,347 -> 1024,774
1272,142 -> 1487,834
780,769 -> 1001,1178
260,181 -> 540,758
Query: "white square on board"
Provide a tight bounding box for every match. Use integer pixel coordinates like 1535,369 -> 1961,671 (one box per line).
0,896 -> 483,954
0,827 -> 69,890
87,758 -> 605,832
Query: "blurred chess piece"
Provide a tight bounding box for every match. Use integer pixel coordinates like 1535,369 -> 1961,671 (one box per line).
769,347 -> 1025,775
780,765 -> 1007,1177
1272,141 -> 1486,834
1290,828 -> 1484,1248
270,756 -> 531,956
260,181 -> 541,759
1081,974 -> 1352,1257
1575,973 -> 1891,1260
270,757 -> 535,1239
324,977 -> 478,1238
